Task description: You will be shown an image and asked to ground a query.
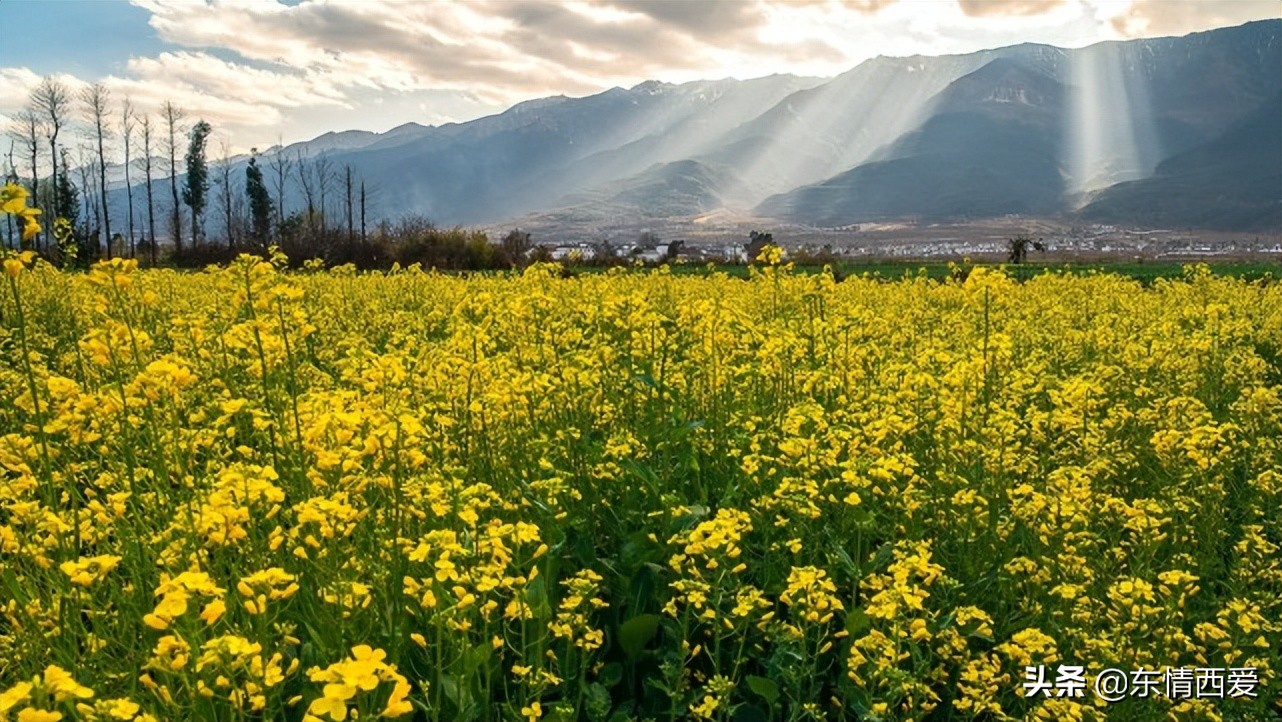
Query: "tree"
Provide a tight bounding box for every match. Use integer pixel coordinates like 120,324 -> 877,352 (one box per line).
32,76 -> 70,253
82,82 -> 113,258
344,164 -> 354,243
359,180 -> 367,243
56,148 -> 86,265
294,150 -> 316,235
216,139 -> 235,249
140,114 -> 157,265
746,230 -> 774,262
75,144 -> 99,247
246,152 -> 272,245
268,139 -> 291,227
182,120 -> 212,245
163,101 -> 186,253
314,153 -> 335,234
4,140 -> 18,249
9,110 -> 41,249
501,228 -> 531,266
1006,235 -> 1045,264
121,99 -> 137,258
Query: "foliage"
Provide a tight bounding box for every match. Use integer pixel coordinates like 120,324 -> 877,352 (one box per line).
0,259 -> 1279,721
246,155 -> 273,244
182,120 -> 212,241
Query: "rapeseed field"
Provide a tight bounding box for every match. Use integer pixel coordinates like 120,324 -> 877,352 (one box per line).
1,192 -> 1279,720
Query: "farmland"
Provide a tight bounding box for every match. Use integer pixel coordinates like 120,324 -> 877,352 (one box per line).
1,252 -> 1280,721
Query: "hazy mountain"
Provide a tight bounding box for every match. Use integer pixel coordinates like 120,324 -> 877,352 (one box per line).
757,58 -> 1069,224
755,20 -> 1280,229
1080,92 -> 1282,231
99,19 -> 1281,240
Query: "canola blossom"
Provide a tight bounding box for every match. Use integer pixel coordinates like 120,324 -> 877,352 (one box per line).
0,253 -> 1279,721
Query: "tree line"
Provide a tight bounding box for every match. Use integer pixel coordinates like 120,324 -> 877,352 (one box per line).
4,76 -> 391,268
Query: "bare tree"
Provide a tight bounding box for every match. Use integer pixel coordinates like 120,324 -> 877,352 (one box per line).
121,99 -> 137,257
76,144 -> 99,251
314,153 -> 334,235
360,179 -> 367,243
9,111 -> 41,249
216,139 -> 235,250
344,165 -> 354,243
32,77 -> 70,253
268,137 -> 291,227
82,83 -> 113,259
140,114 -> 157,265
4,140 -> 18,249
163,101 -> 185,253
294,149 -> 316,236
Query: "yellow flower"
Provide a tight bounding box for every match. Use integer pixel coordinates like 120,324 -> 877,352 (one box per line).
1,682 -> 34,712
16,709 -> 62,722
41,665 -> 94,702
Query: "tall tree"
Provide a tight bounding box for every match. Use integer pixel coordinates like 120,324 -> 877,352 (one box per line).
32,77 -> 69,253
140,114 -> 157,265
359,180 -> 367,243
269,138 -> 291,227
246,151 -> 272,245
344,165 -> 354,243
56,148 -> 82,264
121,99 -> 137,258
4,140 -> 18,249
82,83 -> 113,259
294,150 -> 316,235
314,153 -> 334,235
216,139 -> 234,249
76,144 -> 99,247
182,120 -> 212,245
163,101 -> 185,253
10,111 -> 41,249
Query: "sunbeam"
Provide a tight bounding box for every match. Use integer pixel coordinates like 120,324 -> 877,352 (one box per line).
1065,39 -> 1162,202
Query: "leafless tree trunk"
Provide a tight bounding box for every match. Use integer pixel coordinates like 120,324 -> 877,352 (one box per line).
76,144 -> 99,254
295,149 -> 316,236
356,179 -> 366,244
315,153 -> 334,236
4,140 -> 17,249
217,139 -> 234,250
344,165 -> 354,243
360,180 -> 367,243
140,114 -> 157,265
121,99 -> 137,258
32,77 -> 69,254
269,140 -> 291,228
82,83 -> 113,259
163,101 -> 185,254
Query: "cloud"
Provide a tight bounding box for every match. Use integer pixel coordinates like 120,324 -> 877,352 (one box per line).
956,0 -> 1065,17
1108,0 -> 1280,38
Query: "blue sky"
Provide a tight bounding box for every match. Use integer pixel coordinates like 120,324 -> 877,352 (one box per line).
2,0 -> 1279,155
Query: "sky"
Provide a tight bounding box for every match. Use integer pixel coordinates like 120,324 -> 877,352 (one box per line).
2,0 -> 1279,156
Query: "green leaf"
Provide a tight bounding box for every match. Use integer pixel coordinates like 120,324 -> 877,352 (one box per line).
618,613 -> 662,660
732,704 -> 770,722
745,675 -> 780,706
598,661 -> 624,688
462,641 -> 492,674
586,682 -> 613,721
845,608 -> 871,637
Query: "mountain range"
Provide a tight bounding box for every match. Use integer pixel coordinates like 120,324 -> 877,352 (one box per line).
106,19 -> 1282,239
